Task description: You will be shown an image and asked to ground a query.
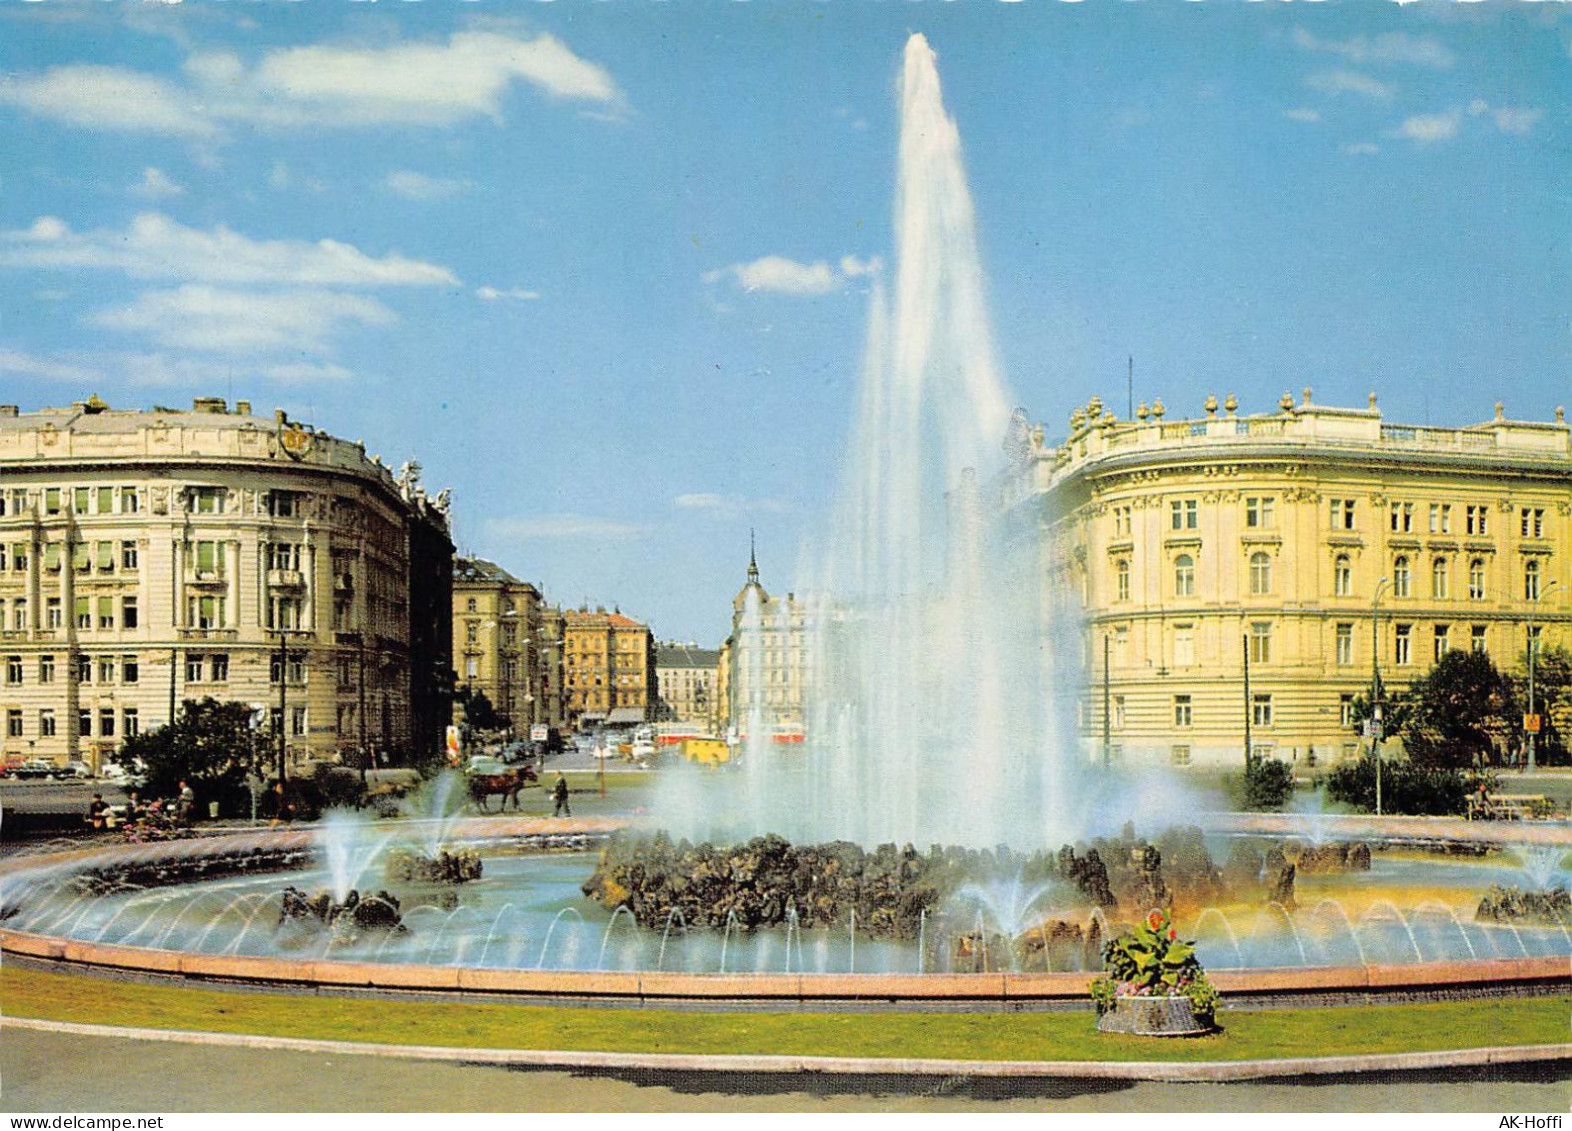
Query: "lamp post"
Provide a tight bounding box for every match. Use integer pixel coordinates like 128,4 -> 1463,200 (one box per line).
1371,576 -> 1391,817
1527,578 -> 1562,774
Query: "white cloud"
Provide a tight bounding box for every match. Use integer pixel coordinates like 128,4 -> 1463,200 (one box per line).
1341,142 -> 1382,156
91,285 -> 395,352
1305,70 -> 1396,100
129,167 -> 186,199
0,348 -> 100,383
0,212 -> 457,287
486,514 -> 646,541
673,493 -> 791,519
384,170 -> 472,201
1490,106 -> 1542,135
258,360 -> 355,383
1283,108 -> 1322,123
0,32 -> 620,139
1292,29 -> 1455,69
1395,109 -> 1461,144
476,286 -> 540,302
0,65 -> 217,137
704,254 -> 880,297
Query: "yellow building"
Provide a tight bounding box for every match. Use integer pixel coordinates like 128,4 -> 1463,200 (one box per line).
0,396 -> 455,771
1018,390 -> 1571,770
452,558 -> 554,734
561,606 -> 655,729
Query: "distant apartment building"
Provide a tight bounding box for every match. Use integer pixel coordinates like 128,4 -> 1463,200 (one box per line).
654,640 -> 720,733
1013,391 -> 1571,770
560,606 -> 655,729
451,557 -> 557,734
721,550 -> 808,738
0,396 -> 454,769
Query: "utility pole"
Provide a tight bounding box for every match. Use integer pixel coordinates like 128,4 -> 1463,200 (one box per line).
357,634 -> 368,785
1526,580 -> 1561,774
1372,577 -> 1390,816
1102,633 -> 1112,768
1242,633 -> 1252,772
276,631 -> 288,782
168,646 -> 177,728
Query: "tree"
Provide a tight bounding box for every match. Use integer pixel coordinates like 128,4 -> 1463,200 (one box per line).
456,687 -> 509,733
1506,644 -> 1572,766
1400,650 -> 1515,768
113,697 -> 272,811
1232,757 -> 1294,811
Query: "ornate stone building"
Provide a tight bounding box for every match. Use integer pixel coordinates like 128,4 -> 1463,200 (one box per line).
451,557 -> 556,734
720,549 -> 809,739
0,396 -> 454,770
1015,391 -> 1571,770
654,641 -> 721,733
560,606 -> 655,729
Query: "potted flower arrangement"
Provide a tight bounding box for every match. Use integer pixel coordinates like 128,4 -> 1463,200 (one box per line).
1090,908 -> 1219,1035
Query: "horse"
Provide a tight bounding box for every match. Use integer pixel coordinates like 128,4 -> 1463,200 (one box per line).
467,766 -> 538,812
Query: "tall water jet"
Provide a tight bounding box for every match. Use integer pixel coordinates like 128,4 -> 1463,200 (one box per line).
724,32 -> 1082,848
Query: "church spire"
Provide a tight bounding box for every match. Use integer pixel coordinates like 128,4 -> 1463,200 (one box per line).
747,528 -> 760,584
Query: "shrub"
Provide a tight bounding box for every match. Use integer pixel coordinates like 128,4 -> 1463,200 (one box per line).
1090,908 -> 1217,1027
1233,758 -> 1295,811
1325,756 -> 1473,815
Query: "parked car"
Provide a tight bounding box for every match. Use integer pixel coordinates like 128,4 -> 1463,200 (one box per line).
13,759 -> 56,780
101,762 -> 147,789
52,760 -> 93,780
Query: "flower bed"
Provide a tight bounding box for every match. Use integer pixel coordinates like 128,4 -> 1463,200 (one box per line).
1091,908 -> 1219,1036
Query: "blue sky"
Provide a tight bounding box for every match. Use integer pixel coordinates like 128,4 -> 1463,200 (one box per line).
1,2 -> 1567,646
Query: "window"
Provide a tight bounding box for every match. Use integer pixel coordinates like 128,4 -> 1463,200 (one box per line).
1170,744 -> 1192,767
266,543 -> 301,571
1170,498 -> 1198,530
75,596 -> 91,629
1432,557 -> 1449,600
1330,498 -> 1357,531
288,654 -> 306,684
98,657 -> 115,683
1525,560 -> 1542,601
1393,556 -> 1411,598
95,486 -> 113,514
1249,622 -> 1272,664
1466,505 -> 1489,536
291,707 -> 307,737
44,488 -> 60,516
1521,507 -> 1546,539
38,655 -> 53,683
119,487 -> 139,514
466,622 -> 479,646
1429,504 -> 1452,534
10,600 -> 22,631
1249,551 -> 1272,595
96,541 -> 113,572
5,656 -> 20,684
121,541 -> 138,570
72,542 -> 89,572
77,708 -> 91,738
1390,501 -> 1414,533
188,595 -> 224,629
189,487 -> 225,514
1335,623 -> 1354,666
6,710 -> 21,738
267,491 -> 301,518
1173,695 -> 1193,728
1251,694 -> 1274,728
186,653 -> 206,682
39,710 -> 55,738
1395,624 -> 1412,665
10,544 -> 25,572
1174,554 -> 1196,597
191,541 -> 225,575
210,654 -> 228,682
98,596 -> 114,630
99,708 -> 115,738
1434,624 -> 1450,661
1113,505 -> 1132,536
266,596 -> 301,630
73,486 -> 89,514
1246,497 -> 1276,529
1174,625 -> 1195,667
1115,559 -> 1130,602
1469,559 -> 1487,601
1334,554 -> 1353,598
43,543 -> 60,572
1339,694 -> 1356,728
76,654 -> 91,683
122,655 -> 138,683
123,708 -> 138,737
1471,625 -> 1488,653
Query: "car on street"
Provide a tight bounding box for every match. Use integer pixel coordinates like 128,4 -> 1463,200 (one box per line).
52,760 -> 93,780
101,762 -> 147,788
12,759 -> 56,780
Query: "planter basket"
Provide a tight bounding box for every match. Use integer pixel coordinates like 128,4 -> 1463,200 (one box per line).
1097,993 -> 1213,1037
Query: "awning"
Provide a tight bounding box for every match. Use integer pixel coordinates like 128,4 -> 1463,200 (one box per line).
605,707 -> 647,725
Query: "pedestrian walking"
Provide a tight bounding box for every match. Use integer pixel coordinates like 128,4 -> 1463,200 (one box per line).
552,771 -> 571,817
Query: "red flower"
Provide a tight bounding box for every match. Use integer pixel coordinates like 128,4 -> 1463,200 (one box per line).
1168,928 -> 1177,941
1147,910 -> 1164,931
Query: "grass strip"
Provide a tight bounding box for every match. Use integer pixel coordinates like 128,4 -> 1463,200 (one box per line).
1,965 -> 1566,1063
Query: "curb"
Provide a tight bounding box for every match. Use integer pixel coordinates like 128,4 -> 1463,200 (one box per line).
4,1016 -> 1568,1082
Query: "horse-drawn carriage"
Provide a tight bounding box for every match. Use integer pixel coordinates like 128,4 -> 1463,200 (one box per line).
465,759 -> 538,812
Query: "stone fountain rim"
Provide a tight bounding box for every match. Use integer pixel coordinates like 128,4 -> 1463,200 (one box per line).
2,817 -> 1568,1005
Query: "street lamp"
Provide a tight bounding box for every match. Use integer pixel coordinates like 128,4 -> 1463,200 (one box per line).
1371,576 -> 1391,817
1527,578 -> 1562,774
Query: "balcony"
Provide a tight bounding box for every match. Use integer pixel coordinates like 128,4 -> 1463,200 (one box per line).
177,627 -> 238,641
185,570 -> 227,588
267,569 -> 306,589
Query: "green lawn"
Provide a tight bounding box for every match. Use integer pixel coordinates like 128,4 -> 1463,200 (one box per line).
2,965 -> 1564,1063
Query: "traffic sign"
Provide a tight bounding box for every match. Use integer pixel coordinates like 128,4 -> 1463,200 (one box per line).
1524,714 -> 1542,735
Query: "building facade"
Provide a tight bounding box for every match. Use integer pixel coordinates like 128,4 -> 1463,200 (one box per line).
1016,390 -> 1571,770
560,606 -> 655,729
451,557 -> 556,734
0,397 -> 454,770
722,551 -> 809,738
653,641 -> 720,733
